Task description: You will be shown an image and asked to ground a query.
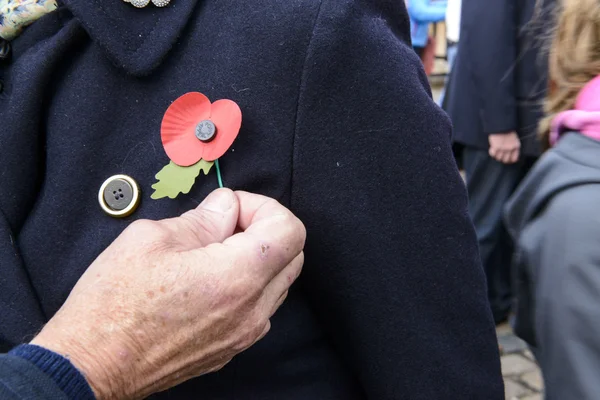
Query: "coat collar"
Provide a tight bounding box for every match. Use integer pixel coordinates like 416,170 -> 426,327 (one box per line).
63,0 -> 199,76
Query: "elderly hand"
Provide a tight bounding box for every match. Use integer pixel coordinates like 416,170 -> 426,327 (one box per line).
31,189 -> 306,400
488,132 -> 521,164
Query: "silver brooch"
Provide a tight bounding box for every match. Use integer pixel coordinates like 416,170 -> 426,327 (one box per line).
124,0 -> 171,8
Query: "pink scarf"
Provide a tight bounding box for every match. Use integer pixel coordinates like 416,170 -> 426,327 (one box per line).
550,75 -> 600,146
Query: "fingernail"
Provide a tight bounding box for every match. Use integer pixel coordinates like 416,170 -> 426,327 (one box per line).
200,189 -> 234,213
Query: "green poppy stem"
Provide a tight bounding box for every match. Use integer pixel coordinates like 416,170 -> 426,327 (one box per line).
215,159 -> 224,188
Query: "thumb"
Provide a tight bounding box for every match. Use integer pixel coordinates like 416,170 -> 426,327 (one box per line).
166,188 -> 239,249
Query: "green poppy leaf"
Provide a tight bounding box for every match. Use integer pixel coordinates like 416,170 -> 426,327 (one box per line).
151,159 -> 214,200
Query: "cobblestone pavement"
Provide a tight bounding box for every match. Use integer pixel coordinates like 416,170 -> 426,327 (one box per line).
497,323 -> 543,400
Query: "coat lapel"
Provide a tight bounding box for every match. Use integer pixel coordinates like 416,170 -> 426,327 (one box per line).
63,0 -> 199,76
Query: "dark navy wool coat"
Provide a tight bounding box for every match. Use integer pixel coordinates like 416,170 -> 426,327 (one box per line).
0,0 -> 503,398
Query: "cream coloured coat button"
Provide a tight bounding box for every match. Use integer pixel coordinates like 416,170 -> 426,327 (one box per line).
98,175 -> 140,218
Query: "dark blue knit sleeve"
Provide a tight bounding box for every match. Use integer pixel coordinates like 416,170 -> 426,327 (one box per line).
290,1 -> 504,398
0,345 -> 94,399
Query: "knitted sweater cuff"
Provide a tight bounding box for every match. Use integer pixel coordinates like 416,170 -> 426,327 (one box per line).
9,344 -> 96,400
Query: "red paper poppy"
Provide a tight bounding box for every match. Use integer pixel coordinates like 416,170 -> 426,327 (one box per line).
161,92 -> 242,166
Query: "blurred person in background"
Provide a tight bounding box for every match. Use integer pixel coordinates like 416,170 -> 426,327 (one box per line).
505,0 -> 600,397
438,0 -> 460,107
445,0 -> 553,324
407,0 -> 447,61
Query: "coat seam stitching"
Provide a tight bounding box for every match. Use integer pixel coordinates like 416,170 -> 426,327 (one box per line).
289,0 -> 324,209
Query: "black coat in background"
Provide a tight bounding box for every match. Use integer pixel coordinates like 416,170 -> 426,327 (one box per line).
446,0 -> 554,157
0,0 -> 503,398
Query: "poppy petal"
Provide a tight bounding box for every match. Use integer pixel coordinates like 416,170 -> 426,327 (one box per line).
161,92 -> 211,166
203,99 -> 242,161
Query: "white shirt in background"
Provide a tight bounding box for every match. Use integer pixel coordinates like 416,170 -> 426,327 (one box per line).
445,0 -> 461,42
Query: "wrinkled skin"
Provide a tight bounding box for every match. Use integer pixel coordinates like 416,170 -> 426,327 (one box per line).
32,189 -> 306,400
